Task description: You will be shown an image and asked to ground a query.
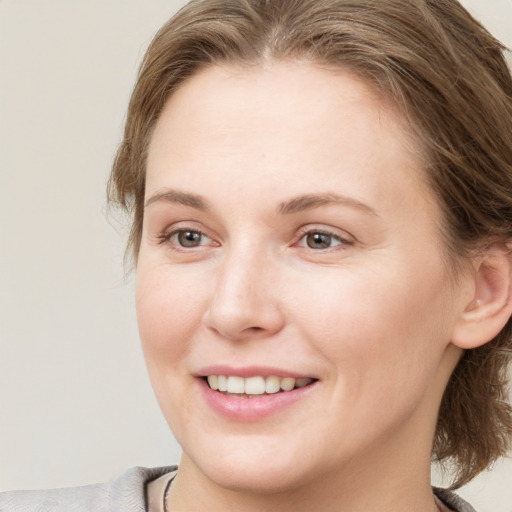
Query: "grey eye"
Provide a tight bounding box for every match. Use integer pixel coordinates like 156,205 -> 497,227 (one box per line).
305,232 -> 339,249
176,230 -> 204,247
298,230 -> 350,250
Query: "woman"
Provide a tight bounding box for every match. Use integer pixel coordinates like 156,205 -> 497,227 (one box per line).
2,0 -> 511,510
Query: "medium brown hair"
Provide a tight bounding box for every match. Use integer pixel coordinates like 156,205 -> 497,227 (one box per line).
109,0 -> 512,487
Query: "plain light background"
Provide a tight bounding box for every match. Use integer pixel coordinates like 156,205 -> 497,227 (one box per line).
1,1 -> 511,510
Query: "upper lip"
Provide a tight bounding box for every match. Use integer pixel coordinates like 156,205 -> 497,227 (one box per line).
196,365 -> 317,379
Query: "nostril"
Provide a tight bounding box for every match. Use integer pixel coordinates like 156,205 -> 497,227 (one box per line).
203,295 -> 285,340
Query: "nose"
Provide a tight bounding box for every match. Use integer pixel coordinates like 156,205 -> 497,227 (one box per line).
203,244 -> 285,341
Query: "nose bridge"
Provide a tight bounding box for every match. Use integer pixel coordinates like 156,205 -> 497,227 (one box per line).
204,238 -> 283,339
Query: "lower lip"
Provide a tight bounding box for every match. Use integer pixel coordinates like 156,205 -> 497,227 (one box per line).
197,378 -> 317,421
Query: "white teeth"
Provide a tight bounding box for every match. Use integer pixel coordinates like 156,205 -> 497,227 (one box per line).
227,376 -> 245,394
217,375 -> 227,392
207,375 -> 218,390
265,375 -> 281,394
206,375 -> 314,394
280,377 -> 295,391
245,376 -> 266,395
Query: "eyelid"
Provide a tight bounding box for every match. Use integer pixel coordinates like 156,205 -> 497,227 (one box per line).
293,225 -> 355,251
294,225 -> 355,245
170,229 -> 211,246
156,222 -> 219,249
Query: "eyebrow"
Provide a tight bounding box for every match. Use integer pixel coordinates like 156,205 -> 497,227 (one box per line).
277,193 -> 378,216
144,189 -> 378,217
144,189 -> 211,211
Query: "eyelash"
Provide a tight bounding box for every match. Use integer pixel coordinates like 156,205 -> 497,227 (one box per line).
157,226 -> 353,251
295,227 -> 354,250
157,228 -> 213,249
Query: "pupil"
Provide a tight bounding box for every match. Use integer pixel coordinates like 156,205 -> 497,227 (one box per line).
307,232 -> 331,249
178,231 -> 201,247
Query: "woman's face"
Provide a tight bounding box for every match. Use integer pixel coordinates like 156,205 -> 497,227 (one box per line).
137,63 -> 468,492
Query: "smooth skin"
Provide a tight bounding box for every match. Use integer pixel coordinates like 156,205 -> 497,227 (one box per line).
136,62 -> 512,512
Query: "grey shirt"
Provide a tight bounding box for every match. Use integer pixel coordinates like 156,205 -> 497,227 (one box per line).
0,466 -> 476,511
0,466 -> 174,512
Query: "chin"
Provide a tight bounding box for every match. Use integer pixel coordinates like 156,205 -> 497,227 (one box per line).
206,460 -> 311,495
182,434 -> 319,494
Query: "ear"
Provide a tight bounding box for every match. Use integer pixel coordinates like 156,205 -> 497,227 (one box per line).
451,243 -> 512,349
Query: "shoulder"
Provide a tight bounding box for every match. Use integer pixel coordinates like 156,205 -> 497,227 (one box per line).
434,487 -> 477,512
0,466 -> 176,512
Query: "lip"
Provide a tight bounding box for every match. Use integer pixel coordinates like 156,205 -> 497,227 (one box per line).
196,365 -> 315,379
196,374 -> 318,422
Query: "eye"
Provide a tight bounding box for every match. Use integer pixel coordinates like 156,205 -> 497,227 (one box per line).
168,229 -> 211,248
303,232 -> 340,249
297,229 -> 351,250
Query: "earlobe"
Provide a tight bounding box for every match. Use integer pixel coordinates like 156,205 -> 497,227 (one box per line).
451,243 -> 512,350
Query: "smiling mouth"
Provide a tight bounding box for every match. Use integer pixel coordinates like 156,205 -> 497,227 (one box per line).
204,375 -> 317,397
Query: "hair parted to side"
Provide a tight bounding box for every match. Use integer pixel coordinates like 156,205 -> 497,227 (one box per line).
109,0 -> 512,487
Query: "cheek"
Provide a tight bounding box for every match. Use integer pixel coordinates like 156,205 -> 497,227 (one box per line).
288,260 -> 453,392
135,264 -> 208,368
135,263 -> 212,427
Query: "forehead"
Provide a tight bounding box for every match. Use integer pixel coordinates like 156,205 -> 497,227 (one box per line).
149,62 -> 413,153
146,61 -> 432,212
